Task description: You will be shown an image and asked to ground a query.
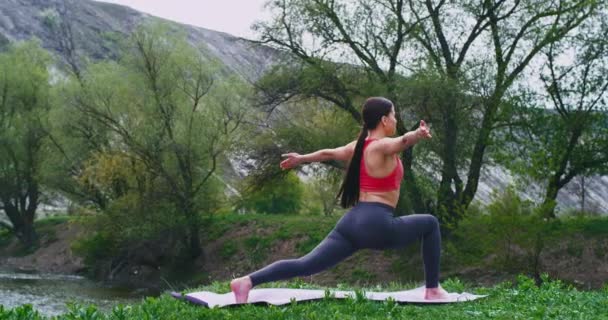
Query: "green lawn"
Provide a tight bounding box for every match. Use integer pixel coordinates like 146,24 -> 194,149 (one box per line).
1,275 -> 607,319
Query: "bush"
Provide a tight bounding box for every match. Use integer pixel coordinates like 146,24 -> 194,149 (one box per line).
300,167 -> 344,216
0,228 -> 12,247
237,171 -> 304,214
450,186 -> 561,276
71,231 -> 117,267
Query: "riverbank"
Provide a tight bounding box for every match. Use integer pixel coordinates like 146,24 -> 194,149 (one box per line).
0,270 -> 148,317
0,217 -> 85,275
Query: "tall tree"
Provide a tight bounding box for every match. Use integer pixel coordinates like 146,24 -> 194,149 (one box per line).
0,41 -> 54,247
498,11 -> 608,217
43,0 -> 118,211
253,0 -> 601,224
65,22 -> 248,259
253,0 -> 431,214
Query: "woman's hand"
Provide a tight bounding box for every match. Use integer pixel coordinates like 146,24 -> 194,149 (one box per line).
416,120 -> 432,139
280,153 -> 302,170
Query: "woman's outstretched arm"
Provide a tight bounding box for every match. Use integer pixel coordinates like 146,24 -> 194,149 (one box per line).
370,120 -> 432,155
280,140 -> 357,170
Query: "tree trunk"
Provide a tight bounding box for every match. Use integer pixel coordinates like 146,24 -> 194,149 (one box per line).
581,176 -> 585,213
390,113 -> 426,215
188,223 -> 202,259
541,126 -> 583,218
17,222 -> 39,249
436,92 -> 462,226
542,180 -> 559,218
180,198 -> 202,260
2,200 -> 39,248
401,149 -> 426,215
461,93 -> 502,211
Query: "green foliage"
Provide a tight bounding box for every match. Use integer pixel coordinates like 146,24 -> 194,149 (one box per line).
492,14 -> 608,216
238,171 -> 305,214
237,93 -> 358,214
255,0 -> 603,225
581,218 -> 608,236
63,303 -> 102,320
350,268 -> 376,283
0,39 -> 55,247
243,236 -> 273,264
401,71 -> 479,171
301,167 -> 344,216
71,231 -> 117,267
0,32 -> 9,50
219,240 -> 238,260
203,213 -> 259,242
273,99 -> 359,154
0,304 -> 42,319
71,151 -> 191,252
204,212 -> 339,262
446,186 -> 608,277
0,228 -> 12,247
34,215 -> 71,228
51,21 -> 249,261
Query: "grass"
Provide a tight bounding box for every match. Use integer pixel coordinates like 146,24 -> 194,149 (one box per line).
1,275 -> 607,319
205,213 -> 341,262
34,215 -> 72,228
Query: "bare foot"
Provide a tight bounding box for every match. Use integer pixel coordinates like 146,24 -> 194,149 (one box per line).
230,276 -> 252,303
424,286 -> 449,300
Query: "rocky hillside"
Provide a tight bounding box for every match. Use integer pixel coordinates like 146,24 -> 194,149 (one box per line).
1,0 -> 606,213
0,0 -> 279,81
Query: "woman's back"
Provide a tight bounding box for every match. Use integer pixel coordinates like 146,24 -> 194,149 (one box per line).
359,138 -> 403,207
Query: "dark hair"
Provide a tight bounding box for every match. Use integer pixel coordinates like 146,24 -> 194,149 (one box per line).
337,97 -> 394,208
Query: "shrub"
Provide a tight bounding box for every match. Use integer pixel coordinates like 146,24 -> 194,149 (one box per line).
450,186 -> 561,276
237,171 -> 304,214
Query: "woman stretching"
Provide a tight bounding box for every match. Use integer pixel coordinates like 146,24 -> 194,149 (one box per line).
230,97 -> 448,302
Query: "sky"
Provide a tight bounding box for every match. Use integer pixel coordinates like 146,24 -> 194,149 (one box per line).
94,0 -> 271,40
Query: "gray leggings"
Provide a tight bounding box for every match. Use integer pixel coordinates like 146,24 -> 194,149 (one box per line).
248,201 -> 441,288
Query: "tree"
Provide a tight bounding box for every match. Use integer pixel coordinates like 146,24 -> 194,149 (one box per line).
0,40 -> 54,248
498,11 -> 608,217
306,166 -> 344,216
252,0 -> 601,224
64,22 -> 249,259
43,0 -> 119,211
253,0 -> 432,214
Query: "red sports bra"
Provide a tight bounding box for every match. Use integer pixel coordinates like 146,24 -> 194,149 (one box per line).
360,138 -> 404,192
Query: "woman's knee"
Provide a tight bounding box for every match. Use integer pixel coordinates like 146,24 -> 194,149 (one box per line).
421,214 -> 439,230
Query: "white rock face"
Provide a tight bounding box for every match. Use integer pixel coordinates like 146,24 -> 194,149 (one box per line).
476,165 -> 607,214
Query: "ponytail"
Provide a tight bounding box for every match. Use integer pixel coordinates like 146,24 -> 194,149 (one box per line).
337,125 -> 368,208
336,96 -> 394,208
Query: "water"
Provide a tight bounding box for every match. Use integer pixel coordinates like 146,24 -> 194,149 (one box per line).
0,271 -> 157,317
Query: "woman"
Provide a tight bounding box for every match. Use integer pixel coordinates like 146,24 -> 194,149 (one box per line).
230,97 -> 448,302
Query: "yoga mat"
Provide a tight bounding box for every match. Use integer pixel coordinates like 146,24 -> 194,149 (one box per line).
172,286 -> 487,308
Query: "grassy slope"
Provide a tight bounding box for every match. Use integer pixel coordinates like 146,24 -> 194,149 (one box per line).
200,212 -> 425,287
202,212 -> 608,288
